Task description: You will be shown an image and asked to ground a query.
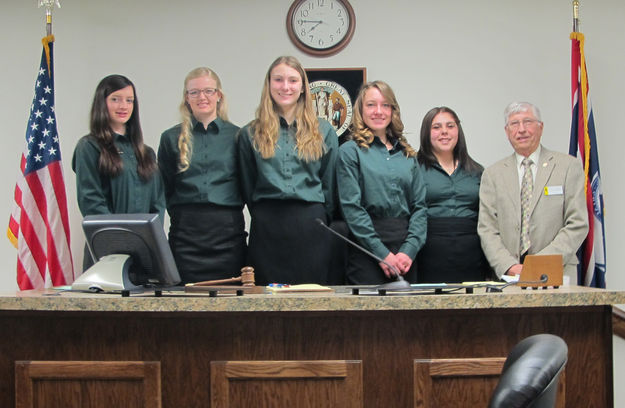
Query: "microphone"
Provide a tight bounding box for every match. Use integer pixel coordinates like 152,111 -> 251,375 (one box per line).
315,218 -> 409,287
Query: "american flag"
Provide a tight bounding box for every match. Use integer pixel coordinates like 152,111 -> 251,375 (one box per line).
7,35 -> 74,289
569,32 -> 606,288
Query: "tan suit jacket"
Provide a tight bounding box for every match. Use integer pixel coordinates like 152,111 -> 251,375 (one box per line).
477,146 -> 588,279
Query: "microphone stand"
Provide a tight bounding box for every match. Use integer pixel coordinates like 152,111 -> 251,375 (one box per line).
486,274 -> 549,292
315,219 -> 411,290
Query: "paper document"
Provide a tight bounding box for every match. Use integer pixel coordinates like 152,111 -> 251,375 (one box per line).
501,274 -> 520,283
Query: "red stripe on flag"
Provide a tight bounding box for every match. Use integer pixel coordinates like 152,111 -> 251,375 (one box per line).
16,257 -> 34,291
48,161 -> 72,247
16,204 -> 46,282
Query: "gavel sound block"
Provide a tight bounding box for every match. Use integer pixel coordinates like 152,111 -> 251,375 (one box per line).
519,255 -> 563,289
185,267 -> 263,295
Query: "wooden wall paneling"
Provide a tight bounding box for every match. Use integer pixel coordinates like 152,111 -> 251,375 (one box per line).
414,358 -> 505,408
613,306 -> 625,339
210,360 -> 362,408
0,305 -> 613,407
15,360 -> 161,408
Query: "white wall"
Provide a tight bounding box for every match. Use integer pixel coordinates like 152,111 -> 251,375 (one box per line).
1,0 -> 624,403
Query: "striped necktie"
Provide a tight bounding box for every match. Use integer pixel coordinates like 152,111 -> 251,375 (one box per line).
520,158 -> 533,255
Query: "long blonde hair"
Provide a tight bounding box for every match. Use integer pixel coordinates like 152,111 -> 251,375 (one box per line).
251,56 -> 324,162
349,80 -> 416,158
177,67 -> 229,172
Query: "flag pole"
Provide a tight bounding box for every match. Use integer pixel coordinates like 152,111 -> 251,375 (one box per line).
37,0 -> 60,74
38,0 -> 61,36
572,0 -> 580,33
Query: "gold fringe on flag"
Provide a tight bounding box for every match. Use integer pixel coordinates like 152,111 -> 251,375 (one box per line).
570,31 -> 591,195
41,34 -> 55,77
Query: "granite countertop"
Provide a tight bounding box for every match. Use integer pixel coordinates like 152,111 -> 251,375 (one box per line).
0,285 -> 624,313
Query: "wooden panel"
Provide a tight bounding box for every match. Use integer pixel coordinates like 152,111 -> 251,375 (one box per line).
15,361 -> 161,408
0,306 -> 612,407
211,360 -> 362,408
613,306 -> 625,339
414,358 -> 504,408
414,358 -> 565,408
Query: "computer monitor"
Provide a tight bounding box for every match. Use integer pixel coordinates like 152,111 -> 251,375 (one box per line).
71,213 -> 181,292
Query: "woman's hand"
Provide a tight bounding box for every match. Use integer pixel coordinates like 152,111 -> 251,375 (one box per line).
379,253 -> 404,278
395,252 -> 413,274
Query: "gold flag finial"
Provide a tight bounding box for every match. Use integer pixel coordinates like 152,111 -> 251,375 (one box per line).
38,0 -> 61,10
38,0 -> 61,36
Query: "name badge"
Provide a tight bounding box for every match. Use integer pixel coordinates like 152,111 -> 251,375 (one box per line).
544,185 -> 564,195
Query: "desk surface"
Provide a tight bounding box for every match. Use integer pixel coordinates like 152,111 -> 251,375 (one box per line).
1,285 -> 622,408
1,285 -> 624,313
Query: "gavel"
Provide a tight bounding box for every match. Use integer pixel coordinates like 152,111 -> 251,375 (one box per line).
189,266 -> 255,287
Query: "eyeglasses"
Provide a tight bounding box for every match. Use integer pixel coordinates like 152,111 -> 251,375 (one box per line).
506,118 -> 541,129
186,88 -> 218,98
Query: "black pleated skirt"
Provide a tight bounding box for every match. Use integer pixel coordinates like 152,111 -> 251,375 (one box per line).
345,217 -> 417,285
416,217 -> 491,283
248,200 -> 330,286
168,203 -> 247,284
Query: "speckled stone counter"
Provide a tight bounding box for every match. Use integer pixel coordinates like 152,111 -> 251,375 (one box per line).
0,285 -> 623,313
1,285 -> 622,407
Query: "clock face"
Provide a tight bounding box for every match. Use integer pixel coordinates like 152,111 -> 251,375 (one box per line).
309,80 -> 353,136
288,0 -> 355,56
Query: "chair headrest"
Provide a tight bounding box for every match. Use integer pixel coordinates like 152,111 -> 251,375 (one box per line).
489,334 -> 568,408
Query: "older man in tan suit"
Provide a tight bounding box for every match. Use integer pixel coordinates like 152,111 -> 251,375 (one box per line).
478,102 -> 588,282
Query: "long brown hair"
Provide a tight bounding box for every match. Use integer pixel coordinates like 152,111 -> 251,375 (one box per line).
89,74 -> 156,180
250,56 -> 324,162
349,80 -> 416,157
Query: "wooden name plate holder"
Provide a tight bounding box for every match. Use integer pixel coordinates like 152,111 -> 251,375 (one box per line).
519,254 -> 563,289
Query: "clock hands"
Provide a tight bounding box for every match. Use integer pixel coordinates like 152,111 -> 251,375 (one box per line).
308,21 -> 323,33
299,19 -> 324,34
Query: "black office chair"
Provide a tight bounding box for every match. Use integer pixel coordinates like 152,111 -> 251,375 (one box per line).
489,334 -> 568,408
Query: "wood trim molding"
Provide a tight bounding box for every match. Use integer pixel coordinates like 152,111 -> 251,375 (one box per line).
414,358 -> 505,408
613,306 -> 625,339
15,361 -> 161,408
211,360 -> 362,407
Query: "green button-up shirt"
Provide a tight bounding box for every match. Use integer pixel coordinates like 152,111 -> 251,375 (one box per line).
158,117 -> 243,211
238,118 -> 338,219
72,134 -> 165,219
337,138 -> 427,260
420,164 -> 482,219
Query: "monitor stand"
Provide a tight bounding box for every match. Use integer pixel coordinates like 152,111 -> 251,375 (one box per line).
71,254 -> 142,292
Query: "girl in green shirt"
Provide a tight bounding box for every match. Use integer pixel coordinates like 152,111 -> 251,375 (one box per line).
416,107 -> 492,283
158,68 -> 247,284
337,81 -> 426,284
238,56 -> 338,285
72,75 -> 164,270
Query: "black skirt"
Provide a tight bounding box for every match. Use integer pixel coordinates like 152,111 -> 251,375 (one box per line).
416,217 -> 491,283
346,217 -> 418,285
248,200 -> 330,286
168,203 -> 247,284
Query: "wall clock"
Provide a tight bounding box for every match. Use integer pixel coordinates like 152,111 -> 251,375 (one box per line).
286,0 -> 356,57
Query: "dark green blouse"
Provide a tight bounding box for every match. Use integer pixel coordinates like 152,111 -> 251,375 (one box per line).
337,138 -> 427,260
420,163 -> 482,219
158,117 -> 243,211
238,117 -> 338,219
72,134 -> 165,219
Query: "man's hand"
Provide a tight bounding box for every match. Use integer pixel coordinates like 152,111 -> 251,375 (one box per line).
506,264 -> 523,276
